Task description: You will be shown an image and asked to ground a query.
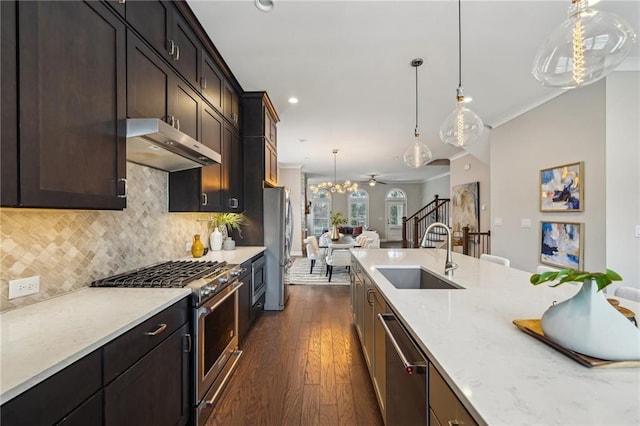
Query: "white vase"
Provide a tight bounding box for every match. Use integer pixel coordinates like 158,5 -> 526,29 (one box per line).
210,228 -> 223,251
541,279 -> 640,360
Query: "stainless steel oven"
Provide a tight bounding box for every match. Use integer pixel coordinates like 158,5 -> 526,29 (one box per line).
194,279 -> 243,426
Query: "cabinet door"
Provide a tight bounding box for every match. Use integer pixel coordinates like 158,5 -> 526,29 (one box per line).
0,350 -> 102,426
17,1 -> 126,209
229,130 -> 244,211
170,77 -> 201,142
201,53 -> 223,111
238,265 -> 252,344
265,142 -> 278,186
223,83 -> 240,128
127,30 -> 171,121
1,0 -> 18,206
104,323 -> 190,426
171,10 -> 200,90
200,105 -> 224,211
126,0 -> 173,63
373,292 -> 388,419
363,277 -> 374,370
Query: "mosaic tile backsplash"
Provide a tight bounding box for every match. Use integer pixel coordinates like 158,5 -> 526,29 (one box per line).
1,163 -> 212,312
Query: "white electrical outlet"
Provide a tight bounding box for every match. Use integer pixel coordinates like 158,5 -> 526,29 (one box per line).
494,218 -> 503,226
185,242 -> 193,252
8,276 -> 40,299
521,219 -> 532,228
635,225 -> 640,238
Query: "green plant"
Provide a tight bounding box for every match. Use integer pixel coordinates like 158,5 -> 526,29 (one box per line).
209,212 -> 246,238
330,211 -> 348,226
530,268 -> 622,292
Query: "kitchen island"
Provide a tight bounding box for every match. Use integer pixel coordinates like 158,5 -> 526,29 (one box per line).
351,248 -> 640,425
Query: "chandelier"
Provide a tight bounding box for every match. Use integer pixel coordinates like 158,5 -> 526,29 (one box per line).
311,149 -> 358,194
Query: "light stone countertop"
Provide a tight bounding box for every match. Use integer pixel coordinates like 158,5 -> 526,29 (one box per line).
1,246 -> 266,405
351,248 -> 640,426
183,246 -> 266,264
1,287 -> 191,404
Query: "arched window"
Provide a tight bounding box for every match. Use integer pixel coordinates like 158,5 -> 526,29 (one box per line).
348,190 -> 369,227
311,189 -> 331,235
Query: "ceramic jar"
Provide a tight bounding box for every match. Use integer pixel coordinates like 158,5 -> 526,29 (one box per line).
210,228 -> 223,251
541,279 -> 640,360
191,234 -> 205,258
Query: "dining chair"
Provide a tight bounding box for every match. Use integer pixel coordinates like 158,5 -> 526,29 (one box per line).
479,253 -> 510,267
303,237 -> 321,274
325,248 -> 351,282
614,286 -> 640,302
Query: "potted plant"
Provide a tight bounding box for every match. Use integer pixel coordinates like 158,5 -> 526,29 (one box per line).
208,213 -> 246,250
530,268 -> 639,360
329,211 -> 347,241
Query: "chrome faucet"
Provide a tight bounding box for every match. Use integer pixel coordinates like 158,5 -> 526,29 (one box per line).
420,222 -> 458,275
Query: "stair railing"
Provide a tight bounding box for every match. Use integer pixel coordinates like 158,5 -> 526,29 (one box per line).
461,226 -> 491,258
402,195 -> 450,248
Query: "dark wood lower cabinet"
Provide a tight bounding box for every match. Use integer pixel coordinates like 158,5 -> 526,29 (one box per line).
238,261 -> 252,344
0,298 -> 192,426
104,323 -> 191,426
0,350 -> 102,426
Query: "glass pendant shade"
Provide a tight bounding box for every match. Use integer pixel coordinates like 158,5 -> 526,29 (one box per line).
532,0 -> 637,89
439,98 -> 484,148
403,134 -> 433,168
310,149 -> 358,194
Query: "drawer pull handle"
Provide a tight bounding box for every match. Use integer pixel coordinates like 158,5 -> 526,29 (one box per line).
183,333 -> 192,353
145,323 -> 167,336
448,421 -> 464,426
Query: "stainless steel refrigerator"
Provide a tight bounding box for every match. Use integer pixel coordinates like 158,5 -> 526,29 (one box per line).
263,186 -> 293,310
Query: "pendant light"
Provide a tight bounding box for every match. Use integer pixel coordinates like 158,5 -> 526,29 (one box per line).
532,0 -> 637,89
403,58 -> 433,168
310,149 -> 358,194
439,0 -> 483,148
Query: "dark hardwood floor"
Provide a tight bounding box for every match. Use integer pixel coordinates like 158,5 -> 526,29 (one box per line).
206,285 -> 384,426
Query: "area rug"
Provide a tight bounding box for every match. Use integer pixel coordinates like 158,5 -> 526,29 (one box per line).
288,257 -> 350,285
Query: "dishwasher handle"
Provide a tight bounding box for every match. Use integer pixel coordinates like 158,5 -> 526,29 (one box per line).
378,313 -> 427,375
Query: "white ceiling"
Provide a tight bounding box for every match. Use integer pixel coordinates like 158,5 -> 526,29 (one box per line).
188,0 -> 639,185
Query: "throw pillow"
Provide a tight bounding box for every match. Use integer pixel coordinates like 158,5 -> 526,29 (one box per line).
353,226 -> 363,236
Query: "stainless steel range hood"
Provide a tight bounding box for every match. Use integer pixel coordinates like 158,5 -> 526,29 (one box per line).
126,118 -> 221,172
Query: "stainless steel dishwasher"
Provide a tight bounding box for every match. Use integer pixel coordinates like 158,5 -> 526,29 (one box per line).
379,313 -> 428,425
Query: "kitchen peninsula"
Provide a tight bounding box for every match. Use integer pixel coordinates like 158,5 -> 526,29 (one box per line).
351,248 -> 640,425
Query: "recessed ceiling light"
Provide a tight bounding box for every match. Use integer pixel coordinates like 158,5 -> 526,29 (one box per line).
299,139 -> 307,143
288,97 -> 299,104
255,0 -> 274,12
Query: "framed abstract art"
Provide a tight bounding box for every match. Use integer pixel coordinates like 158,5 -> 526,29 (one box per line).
539,221 -> 583,270
540,162 -> 584,212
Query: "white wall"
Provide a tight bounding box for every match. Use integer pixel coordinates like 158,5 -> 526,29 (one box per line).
278,166 -> 303,256
421,173 -> 451,205
606,72 -> 640,289
450,153 -> 491,233
491,81 -> 607,273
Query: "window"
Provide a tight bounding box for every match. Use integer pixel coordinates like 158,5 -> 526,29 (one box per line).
348,190 -> 369,227
311,189 -> 331,235
386,188 -> 407,228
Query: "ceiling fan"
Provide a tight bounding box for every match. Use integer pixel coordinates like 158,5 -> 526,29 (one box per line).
367,174 -> 387,187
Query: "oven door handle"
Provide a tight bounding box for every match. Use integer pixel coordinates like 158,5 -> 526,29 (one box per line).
199,281 -> 243,316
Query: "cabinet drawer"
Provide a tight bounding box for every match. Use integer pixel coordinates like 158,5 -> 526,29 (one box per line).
1,350 -> 102,426
103,297 -> 189,384
58,389 -> 103,426
429,364 -> 478,426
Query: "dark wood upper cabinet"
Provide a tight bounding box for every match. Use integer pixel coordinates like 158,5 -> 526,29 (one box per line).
223,82 -> 241,129
172,78 -> 202,142
127,30 -> 171,121
201,52 -> 223,111
224,124 -> 243,211
1,0 -> 18,206
125,0 -> 173,63
170,11 -> 201,89
5,1 -> 126,209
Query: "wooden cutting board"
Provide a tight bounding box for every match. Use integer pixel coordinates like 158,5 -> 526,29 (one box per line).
512,319 -> 640,368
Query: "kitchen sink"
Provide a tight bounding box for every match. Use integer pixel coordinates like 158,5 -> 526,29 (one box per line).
376,267 -> 464,290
